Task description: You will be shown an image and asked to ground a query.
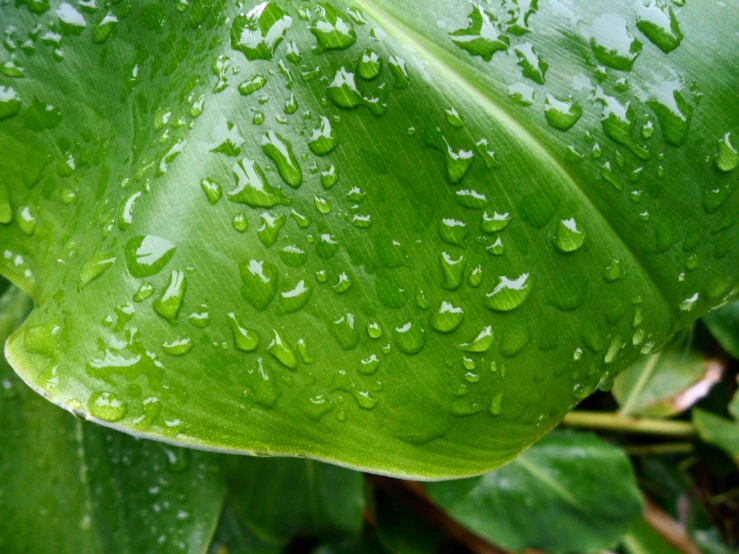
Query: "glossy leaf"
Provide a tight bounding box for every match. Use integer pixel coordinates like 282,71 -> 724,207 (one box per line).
1,0 -> 737,478
613,331 -> 723,417
224,457 -> 364,544
0,285 -> 226,554
423,430 -> 643,553
703,301 -> 739,360
692,409 -> 739,464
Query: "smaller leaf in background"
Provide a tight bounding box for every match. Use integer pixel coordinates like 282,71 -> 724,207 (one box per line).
423,430 -> 643,553
622,518 -> 682,554
703,301 -> 739,360
208,502 -> 284,554
613,332 -> 723,418
692,409 -> 739,465
224,457 -> 364,546
374,488 -> 444,554
0,285 -> 226,554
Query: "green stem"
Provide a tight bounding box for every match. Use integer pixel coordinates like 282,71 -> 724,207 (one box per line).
624,442 -> 694,455
561,411 -> 697,438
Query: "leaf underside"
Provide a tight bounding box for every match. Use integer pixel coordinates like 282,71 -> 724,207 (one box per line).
0,0 -> 737,478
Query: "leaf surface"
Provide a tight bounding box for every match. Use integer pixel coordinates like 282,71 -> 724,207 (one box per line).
0,0 -> 737,477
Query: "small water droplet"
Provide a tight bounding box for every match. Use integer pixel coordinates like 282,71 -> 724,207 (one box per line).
89,391 -> 126,422
484,274 -> 533,311
553,218 -> 586,253
393,318 -> 426,355
430,301 -> 464,334
227,312 -> 259,352
239,259 -> 278,310
231,2 -> 292,61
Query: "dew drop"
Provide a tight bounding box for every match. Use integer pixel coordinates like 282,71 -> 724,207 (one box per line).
393,318 -> 426,355
78,251 -> 116,291
714,132 -> 738,173
153,271 -> 186,323
310,3 -> 357,52
267,329 -> 298,369
308,116 -> 339,156
458,325 -> 494,353
544,94 -> 582,131
357,48 -> 382,79
239,259 -> 278,311
635,1 -> 683,53
162,337 -> 194,357
553,218 -> 586,253
231,2 -> 292,61
484,273 -> 533,312
430,301 -> 464,334
89,391 -> 126,422
261,131 -> 302,188
227,312 -> 259,352
448,5 -> 509,61
125,235 -> 176,278
228,158 -> 290,208
331,313 -> 360,350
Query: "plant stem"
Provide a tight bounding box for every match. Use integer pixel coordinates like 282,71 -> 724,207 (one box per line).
561,411 -> 697,437
624,442 -> 694,455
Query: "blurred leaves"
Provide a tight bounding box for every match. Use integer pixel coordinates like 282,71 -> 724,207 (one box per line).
423,430 -> 644,553
613,331 -> 723,418
703,302 -> 739,360
693,409 -> 739,465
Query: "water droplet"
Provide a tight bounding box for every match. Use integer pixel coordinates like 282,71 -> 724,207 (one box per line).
278,279 -> 312,314
646,78 -> 693,147
0,182 -> 12,224
188,306 -> 210,328
246,358 -> 281,408
212,55 -> 231,93
308,116 -> 338,156
261,131 -> 302,188
228,158 -> 290,208
455,189 -> 487,210
714,132 -> 738,172
458,325 -> 494,353
162,337 -> 194,356
430,301 -> 464,334
310,3 -> 357,52
499,320 -> 531,358
475,139 -> 502,168
333,272 -> 353,294
393,318 -> 426,355
388,55 -> 410,88
481,211 -> 511,232
366,322 -> 383,340
449,6 -> 509,61
314,195 -> 332,214
514,43 -> 547,84
327,67 -> 363,109
486,236 -> 505,256
92,12 -> 117,44
440,251 -> 466,290
357,48 -> 382,79
200,177 -> 222,205
238,74 -> 268,96
17,206 -> 35,235
553,218 -> 586,253
635,1 -> 683,53
231,213 -> 248,233
445,107 -> 465,128
589,14 -> 642,70
331,313 -> 360,350
89,391 -> 126,422
125,235 -> 176,278
133,282 -> 154,303
489,391 -> 504,415
78,251 -> 116,291
267,329 -> 298,369
153,270 -> 186,323
603,258 -> 626,282
544,94 -> 582,131
231,2 -> 292,61
359,354 -> 381,375
439,218 -> 469,246
596,91 -> 651,160
507,82 -> 534,106
239,259 -> 278,310
227,312 -> 259,352
316,233 -> 339,259
484,273 -> 533,312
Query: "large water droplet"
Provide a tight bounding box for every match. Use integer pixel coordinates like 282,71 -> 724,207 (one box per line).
544,94 -> 582,131
393,318 -> 426,355
228,158 -> 290,208
458,325 -> 494,353
310,3 -> 356,51
327,67 -> 363,109
635,1 -> 683,53
278,279 -> 312,314
449,5 -> 509,61
308,116 -> 338,156
553,218 -> 586,253
441,251 -> 466,290
154,270 -> 187,322
331,313 -> 359,350
231,2 -> 292,61
430,301 -> 464,334
125,235 -> 176,278
714,132 -> 738,173
484,274 -> 533,311
514,43 -> 547,84
227,312 -> 259,352
357,48 -> 382,79
89,391 -> 126,422
239,259 -> 278,311
267,329 -> 298,369
589,14 -> 642,71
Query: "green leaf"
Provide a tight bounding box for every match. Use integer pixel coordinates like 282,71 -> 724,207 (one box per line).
0,285 -> 226,554
313,536 -> 388,554
703,301 -> 739,360
207,502 -> 285,554
622,518 -> 682,554
423,430 -> 643,553
613,331 -> 723,418
692,408 -> 739,465
1,0 -> 737,477
224,457 -> 364,544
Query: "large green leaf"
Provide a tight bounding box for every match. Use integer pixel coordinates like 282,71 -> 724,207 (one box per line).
692,408 -> 739,465
0,285 -> 226,554
423,430 -> 643,553
0,0 -> 736,478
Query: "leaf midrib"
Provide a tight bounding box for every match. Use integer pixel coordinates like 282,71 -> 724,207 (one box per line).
357,0 -> 673,320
